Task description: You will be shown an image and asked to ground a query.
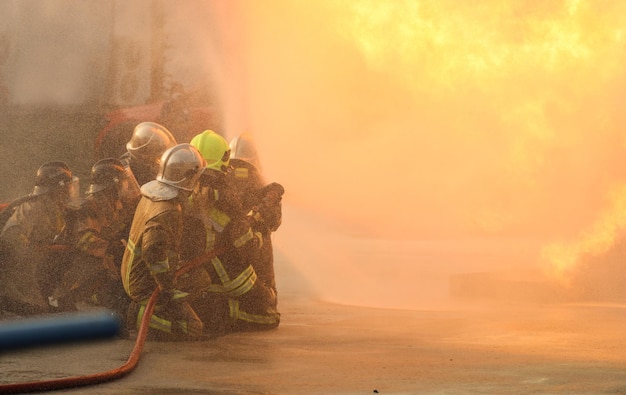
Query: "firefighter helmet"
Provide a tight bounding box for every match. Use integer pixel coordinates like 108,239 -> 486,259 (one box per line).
126,122 -> 177,165
229,132 -> 261,172
31,161 -> 75,197
141,143 -> 206,201
190,130 -> 230,173
86,158 -> 140,202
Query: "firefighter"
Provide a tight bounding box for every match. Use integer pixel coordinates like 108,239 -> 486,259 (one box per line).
120,121 -> 177,186
189,130 -> 281,335
121,143 -> 208,341
227,133 -> 284,299
49,158 -> 140,323
0,161 -> 80,316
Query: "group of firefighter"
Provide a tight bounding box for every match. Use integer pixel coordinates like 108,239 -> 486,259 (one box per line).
0,122 -> 284,341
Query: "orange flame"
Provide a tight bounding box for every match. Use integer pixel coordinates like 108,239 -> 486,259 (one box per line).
542,185 -> 626,285
209,0 -> 626,302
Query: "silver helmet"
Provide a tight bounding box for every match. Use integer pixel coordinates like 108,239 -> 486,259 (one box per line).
229,132 -> 261,172
126,122 -> 177,166
141,143 -> 206,201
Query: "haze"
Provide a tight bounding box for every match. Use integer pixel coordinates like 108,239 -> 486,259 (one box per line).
3,0 -> 626,309
208,0 -> 626,307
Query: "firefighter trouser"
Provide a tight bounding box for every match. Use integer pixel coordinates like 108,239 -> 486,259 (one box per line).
131,299 -> 203,341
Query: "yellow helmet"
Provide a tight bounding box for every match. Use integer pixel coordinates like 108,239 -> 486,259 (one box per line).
189,130 -> 230,173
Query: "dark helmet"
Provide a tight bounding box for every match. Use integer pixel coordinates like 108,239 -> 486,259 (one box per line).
31,161 -> 74,197
86,158 -> 140,201
126,122 -> 177,165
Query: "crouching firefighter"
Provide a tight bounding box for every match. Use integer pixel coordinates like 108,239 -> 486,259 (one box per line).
49,158 -> 141,323
0,161 -> 80,316
121,143 -> 209,341
189,130 -> 281,335
228,132 -> 284,301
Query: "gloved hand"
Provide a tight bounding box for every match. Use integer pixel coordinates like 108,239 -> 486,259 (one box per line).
155,289 -> 175,307
105,238 -> 126,259
155,289 -> 189,307
154,270 -> 177,293
102,254 -> 118,277
262,182 -> 284,206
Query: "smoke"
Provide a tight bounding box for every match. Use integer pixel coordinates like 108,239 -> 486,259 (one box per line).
0,0 -> 112,106
205,0 -> 626,306
3,1 -> 626,308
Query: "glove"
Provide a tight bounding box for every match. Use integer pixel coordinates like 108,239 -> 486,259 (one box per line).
105,238 -> 126,259
155,289 -> 189,307
261,183 -> 284,206
153,270 -> 177,292
102,254 -> 118,277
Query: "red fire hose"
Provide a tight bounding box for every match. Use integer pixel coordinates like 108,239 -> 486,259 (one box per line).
0,248 -> 222,394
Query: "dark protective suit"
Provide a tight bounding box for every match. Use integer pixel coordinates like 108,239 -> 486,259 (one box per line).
121,192 -> 206,340
0,194 -> 68,315
227,158 -> 283,294
50,192 -> 136,319
189,173 -> 280,335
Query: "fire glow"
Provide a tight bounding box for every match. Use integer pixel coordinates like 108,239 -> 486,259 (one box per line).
206,0 -> 626,303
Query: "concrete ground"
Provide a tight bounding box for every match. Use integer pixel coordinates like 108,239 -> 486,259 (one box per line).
2,291 -> 626,394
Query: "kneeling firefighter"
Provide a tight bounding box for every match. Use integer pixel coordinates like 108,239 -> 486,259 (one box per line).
50,158 -> 141,322
228,132 -> 284,298
121,143 -> 209,341
0,161 -> 80,316
189,130 -> 280,335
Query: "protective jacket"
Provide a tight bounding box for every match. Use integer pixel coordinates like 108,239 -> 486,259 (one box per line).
0,194 -> 67,314
190,176 -> 280,335
49,197 -> 130,316
227,158 -> 283,292
121,192 -> 204,340
122,194 -> 184,299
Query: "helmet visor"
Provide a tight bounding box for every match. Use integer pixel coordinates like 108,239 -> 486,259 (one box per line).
119,166 -> 141,202
66,176 -> 81,207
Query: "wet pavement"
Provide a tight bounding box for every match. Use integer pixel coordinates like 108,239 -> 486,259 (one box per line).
2,295 -> 626,394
